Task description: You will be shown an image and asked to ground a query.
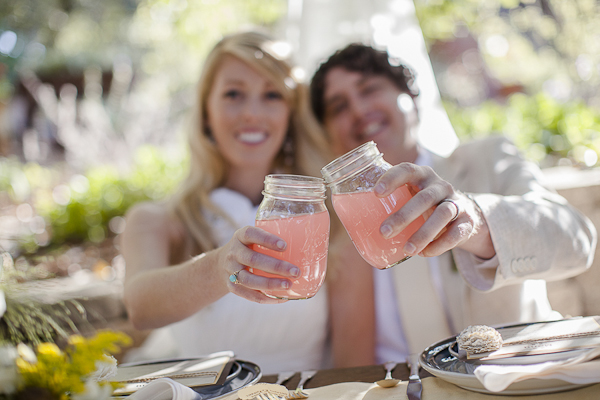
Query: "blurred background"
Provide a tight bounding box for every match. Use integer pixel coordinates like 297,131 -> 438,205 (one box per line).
1,0 -> 600,338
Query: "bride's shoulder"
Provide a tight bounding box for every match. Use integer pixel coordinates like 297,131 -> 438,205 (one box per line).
125,202 -> 184,238
126,201 -> 169,222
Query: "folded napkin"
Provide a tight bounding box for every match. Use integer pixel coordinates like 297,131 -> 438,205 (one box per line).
125,378 -> 200,400
474,345 -> 600,392
425,378 -> 600,400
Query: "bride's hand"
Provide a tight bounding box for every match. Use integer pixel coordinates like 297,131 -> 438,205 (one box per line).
216,226 -> 300,303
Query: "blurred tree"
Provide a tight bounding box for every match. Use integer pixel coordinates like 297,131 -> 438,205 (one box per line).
128,0 -> 286,93
1,0 -> 286,98
414,0 -> 600,168
414,0 -> 600,107
0,0 -> 287,170
0,0 -> 138,85
0,0 -> 288,254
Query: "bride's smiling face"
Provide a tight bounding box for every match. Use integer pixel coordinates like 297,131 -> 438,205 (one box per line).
206,55 -> 290,172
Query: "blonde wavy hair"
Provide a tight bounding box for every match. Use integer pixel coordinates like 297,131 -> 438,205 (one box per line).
168,31 -> 332,255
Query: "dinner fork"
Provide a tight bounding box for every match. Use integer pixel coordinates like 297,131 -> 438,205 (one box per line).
287,369 -> 317,399
275,370 -> 296,386
255,394 -> 286,400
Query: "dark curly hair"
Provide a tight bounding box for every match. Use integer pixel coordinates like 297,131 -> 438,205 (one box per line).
310,43 -> 419,123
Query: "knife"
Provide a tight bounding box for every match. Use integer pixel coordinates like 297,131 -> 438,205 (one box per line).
407,354 -> 422,400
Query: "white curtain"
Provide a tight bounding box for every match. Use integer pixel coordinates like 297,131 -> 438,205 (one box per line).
283,0 -> 459,157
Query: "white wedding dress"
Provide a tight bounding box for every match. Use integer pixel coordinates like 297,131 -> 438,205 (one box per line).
126,188 -> 330,375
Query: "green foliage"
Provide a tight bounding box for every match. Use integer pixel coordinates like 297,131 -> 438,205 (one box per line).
128,0 -> 287,94
0,252 -> 83,347
414,0 -> 600,102
446,92 -> 600,167
0,254 -> 131,400
1,0 -> 287,99
0,158 -> 33,203
0,145 -> 187,253
35,146 -> 186,248
414,0 -> 482,42
0,297 -> 83,347
414,0 -> 600,167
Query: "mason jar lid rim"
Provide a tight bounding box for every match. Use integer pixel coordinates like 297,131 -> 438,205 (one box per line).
322,156 -> 383,186
261,190 -> 326,200
321,140 -> 376,169
264,173 -> 325,186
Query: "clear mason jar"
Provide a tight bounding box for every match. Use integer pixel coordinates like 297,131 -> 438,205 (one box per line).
321,141 -> 426,269
251,174 -> 330,300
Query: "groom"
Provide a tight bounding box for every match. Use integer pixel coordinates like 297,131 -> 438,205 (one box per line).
310,43 -> 596,364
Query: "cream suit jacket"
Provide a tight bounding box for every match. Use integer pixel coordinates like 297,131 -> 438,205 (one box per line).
392,136 -> 597,354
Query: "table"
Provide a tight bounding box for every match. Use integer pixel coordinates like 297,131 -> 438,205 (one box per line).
260,363 -> 425,389
259,364 -> 600,399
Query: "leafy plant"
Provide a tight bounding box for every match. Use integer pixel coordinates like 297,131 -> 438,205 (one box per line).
17,332 -> 130,399
1,252 -> 80,346
445,92 -> 600,167
0,145 -> 187,254
1,251 -> 132,399
0,331 -> 131,400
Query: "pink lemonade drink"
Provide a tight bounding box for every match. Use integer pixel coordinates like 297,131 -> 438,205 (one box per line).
332,185 -> 425,269
252,210 -> 330,299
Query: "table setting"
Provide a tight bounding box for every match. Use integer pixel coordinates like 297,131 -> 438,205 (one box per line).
101,141 -> 599,399
106,316 -> 600,400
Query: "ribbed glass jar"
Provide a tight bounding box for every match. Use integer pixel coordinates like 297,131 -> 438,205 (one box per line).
252,174 -> 329,300
321,141 -> 425,269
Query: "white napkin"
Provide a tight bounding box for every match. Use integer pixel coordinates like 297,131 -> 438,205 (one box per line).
474,346 -> 600,392
125,378 -> 201,400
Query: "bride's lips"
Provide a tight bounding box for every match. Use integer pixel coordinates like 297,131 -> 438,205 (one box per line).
237,131 -> 268,144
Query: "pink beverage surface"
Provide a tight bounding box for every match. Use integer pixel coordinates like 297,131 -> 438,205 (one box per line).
252,211 -> 330,299
332,186 -> 425,269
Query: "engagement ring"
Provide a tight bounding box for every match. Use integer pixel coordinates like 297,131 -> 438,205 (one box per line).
229,269 -> 242,284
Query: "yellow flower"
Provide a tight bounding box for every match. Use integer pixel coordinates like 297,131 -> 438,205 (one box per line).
36,342 -> 62,356
12,330 -> 131,400
15,358 -> 37,373
69,335 -> 85,346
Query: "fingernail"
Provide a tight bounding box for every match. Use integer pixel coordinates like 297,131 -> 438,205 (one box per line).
276,240 -> 286,249
375,183 -> 386,195
281,281 -> 290,289
290,267 -> 300,277
380,224 -> 393,238
404,242 -> 417,255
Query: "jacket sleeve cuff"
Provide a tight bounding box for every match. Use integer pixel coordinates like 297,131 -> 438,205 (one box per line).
453,248 -> 499,291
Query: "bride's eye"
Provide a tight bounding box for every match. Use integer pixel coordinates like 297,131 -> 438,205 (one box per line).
224,89 -> 242,99
265,90 -> 284,100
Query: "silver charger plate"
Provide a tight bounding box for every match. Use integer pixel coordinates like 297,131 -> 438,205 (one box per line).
420,336 -> 593,396
193,359 -> 262,399
112,358 -> 261,399
446,340 -> 591,365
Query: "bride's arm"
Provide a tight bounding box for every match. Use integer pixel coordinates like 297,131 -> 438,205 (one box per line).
121,202 -> 298,330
